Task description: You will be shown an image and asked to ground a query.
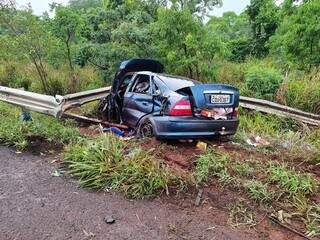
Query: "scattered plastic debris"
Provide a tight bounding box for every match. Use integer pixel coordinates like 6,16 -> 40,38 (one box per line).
246,136 -> 270,147
196,141 -> 207,151
51,169 -> 62,177
104,215 -> 115,224
195,189 -> 203,206
21,111 -> 32,122
103,127 -> 125,137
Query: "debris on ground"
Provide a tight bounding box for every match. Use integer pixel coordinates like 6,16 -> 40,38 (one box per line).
83,229 -> 95,239
51,169 -> 63,177
269,216 -> 312,240
196,141 -> 208,151
275,210 -> 292,224
104,215 -> 115,224
195,189 -> 203,206
21,110 -> 32,122
63,112 -> 129,129
246,136 -> 270,147
103,127 -> 125,137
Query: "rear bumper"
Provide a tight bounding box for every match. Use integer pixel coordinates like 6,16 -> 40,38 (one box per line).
151,116 -> 239,139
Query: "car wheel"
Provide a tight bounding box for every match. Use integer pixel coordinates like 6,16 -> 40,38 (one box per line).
138,120 -> 154,138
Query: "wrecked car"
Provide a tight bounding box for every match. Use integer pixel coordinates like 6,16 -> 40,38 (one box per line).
99,59 -> 239,139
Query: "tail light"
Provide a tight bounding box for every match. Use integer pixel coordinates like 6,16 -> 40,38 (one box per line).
233,108 -> 239,118
170,100 -> 193,116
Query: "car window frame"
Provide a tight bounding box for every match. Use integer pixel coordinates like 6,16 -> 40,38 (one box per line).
128,74 -> 152,95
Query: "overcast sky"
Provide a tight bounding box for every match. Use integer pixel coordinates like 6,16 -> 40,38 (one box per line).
15,0 -> 251,16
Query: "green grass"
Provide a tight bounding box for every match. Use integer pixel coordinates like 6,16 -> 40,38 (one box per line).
244,180 -> 274,204
63,134 -> 181,199
267,163 -> 318,197
0,102 -> 81,150
233,162 -> 255,177
228,201 -> 256,228
194,149 -> 230,185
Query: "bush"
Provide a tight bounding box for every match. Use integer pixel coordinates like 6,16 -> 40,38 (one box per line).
0,61 -> 32,89
217,61 -> 245,88
278,70 -> 320,114
244,66 -> 283,100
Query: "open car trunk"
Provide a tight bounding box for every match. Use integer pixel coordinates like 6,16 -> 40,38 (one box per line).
177,84 -> 239,120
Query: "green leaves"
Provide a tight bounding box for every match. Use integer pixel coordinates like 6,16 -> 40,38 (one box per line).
269,0 -> 320,69
244,65 -> 283,100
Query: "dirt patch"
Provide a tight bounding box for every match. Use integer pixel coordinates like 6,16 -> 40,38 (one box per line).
26,134 -> 63,155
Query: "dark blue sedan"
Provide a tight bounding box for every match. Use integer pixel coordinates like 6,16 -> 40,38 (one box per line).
100,59 -> 240,139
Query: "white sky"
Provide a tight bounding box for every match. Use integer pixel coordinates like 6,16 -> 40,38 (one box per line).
15,0 -> 252,16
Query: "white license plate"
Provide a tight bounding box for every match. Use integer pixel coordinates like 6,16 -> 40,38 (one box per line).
211,94 -> 231,104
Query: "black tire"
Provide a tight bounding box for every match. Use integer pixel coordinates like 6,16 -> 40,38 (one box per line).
137,120 -> 154,138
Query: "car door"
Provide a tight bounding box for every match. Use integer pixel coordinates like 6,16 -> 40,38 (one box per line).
122,74 -> 154,127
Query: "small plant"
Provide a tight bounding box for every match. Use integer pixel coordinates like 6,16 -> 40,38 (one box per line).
244,180 -> 274,204
267,163 -> 318,197
233,162 -> 254,177
194,149 -> 230,184
228,201 -> 256,228
217,169 -> 238,187
306,221 -> 320,237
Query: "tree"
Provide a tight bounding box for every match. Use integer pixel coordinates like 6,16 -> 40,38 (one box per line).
246,0 -> 280,57
207,12 -> 252,61
154,8 -> 227,80
75,0 -> 160,80
269,0 -> 320,69
69,0 -> 103,10
0,0 -> 57,93
169,0 -> 222,16
51,5 -> 84,91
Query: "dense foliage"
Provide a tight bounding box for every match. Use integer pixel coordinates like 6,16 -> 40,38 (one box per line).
0,0 -> 319,112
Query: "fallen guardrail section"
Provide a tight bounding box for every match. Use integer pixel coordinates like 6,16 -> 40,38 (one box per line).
0,86 -> 319,127
0,86 -> 110,118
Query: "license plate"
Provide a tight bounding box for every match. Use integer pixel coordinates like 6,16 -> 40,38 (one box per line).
211,94 -> 231,104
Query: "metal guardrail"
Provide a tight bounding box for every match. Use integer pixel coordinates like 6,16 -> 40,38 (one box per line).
0,86 -> 110,118
240,96 -> 320,126
0,85 -> 319,126
62,87 -> 111,112
0,86 -> 64,117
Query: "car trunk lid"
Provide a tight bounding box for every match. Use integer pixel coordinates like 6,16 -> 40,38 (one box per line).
189,84 -> 239,109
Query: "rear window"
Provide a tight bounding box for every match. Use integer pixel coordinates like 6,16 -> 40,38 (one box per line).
157,74 -> 200,91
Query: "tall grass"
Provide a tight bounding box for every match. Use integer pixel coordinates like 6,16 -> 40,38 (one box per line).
0,60 -> 104,95
63,134 -> 182,199
0,102 -> 80,150
277,69 -> 320,114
